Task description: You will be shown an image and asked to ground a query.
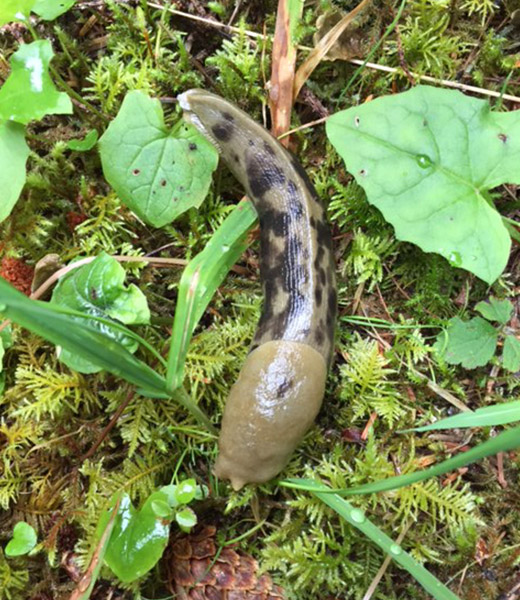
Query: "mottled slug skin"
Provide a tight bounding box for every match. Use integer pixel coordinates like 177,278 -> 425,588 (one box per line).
178,89 -> 337,489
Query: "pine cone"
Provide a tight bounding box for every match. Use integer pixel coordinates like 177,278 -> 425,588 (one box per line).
167,525 -> 285,600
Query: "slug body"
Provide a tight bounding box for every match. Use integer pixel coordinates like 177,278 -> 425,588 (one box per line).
178,89 -> 337,490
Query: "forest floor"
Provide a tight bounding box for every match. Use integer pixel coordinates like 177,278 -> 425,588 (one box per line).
1,1 -> 520,599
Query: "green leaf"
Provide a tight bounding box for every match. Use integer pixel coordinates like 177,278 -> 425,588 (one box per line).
166,198 -> 257,389
0,0 -> 35,26
436,316 -> 498,368
0,121 -> 30,223
98,91 -> 218,228
175,507 -> 197,532
0,276 -> 167,397
326,85 -> 516,283
102,491 -> 173,582
0,325 -> 12,395
285,481 -> 459,600
50,253 -> 150,373
5,522 -> 37,557
503,335 -> 520,372
0,40 -> 72,125
407,400 -> 520,432
474,297 -> 513,324
66,129 -> 98,152
173,479 -> 197,505
150,499 -> 173,519
32,0 -> 76,20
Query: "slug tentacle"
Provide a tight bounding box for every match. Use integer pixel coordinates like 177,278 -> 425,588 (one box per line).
178,89 -> 337,489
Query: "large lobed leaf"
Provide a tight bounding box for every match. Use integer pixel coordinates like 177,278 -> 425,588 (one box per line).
99,91 -> 219,228
326,85 -> 519,283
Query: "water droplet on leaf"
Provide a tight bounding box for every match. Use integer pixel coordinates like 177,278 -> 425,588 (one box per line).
0,303 -> 6,312
350,508 -> 366,523
416,154 -> 432,168
447,251 -> 462,267
390,543 -> 403,556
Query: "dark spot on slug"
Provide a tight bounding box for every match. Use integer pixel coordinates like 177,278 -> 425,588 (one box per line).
247,158 -> 273,197
314,246 -> 325,270
315,287 -> 323,306
249,139 -> 255,146
310,216 -> 316,228
263,141 -> 276,156
315,329 -> 325,345
212,123 -> 232,142
287,179 -> 298,196
319,268 -> 327,286
223,112 -> 234,122
232,153 -> 240,163
132,169 -> 140,175
189,142 -> 197,151
276,378 -> 293,398
498,133 -> 508,143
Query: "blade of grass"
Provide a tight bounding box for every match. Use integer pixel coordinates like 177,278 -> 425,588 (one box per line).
295,480 -> 459,600
403,400 -> 520,432
281,424 -> 520,496
0,277 -> 167,396
166,198 -> 257,390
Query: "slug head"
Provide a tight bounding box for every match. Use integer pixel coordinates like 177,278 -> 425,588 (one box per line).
214,340 -> 327,490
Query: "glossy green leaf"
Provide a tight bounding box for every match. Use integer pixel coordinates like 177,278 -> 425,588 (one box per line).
0,40 -> 72,124
175,507 -> 197,532
303,482 -> 459,600
436,316 -> 498,368
50,253 -> 150,373
503,335 -> 520,372
166,198 -> 257,389
282,425 -> 520,497
150,499 -> 173,518
33,0 -> 76,20
66,129 -> 98,152
5,522 -> 37,557
327,85 -> 517,283
98,91 -> 218,228
102,490 -> 173,582
0,121 -> 30,223
474,297 -> 513,324
0,277 -> 167,397
173,478 -> 197,505
0,0 -> 35,26
407,400 -> 520,432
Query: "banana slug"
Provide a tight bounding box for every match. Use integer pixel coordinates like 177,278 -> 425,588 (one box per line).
178,89 -> 337,490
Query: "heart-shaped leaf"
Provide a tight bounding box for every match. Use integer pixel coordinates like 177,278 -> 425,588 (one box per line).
5,522 -> 37,557
50,253 -> 150,373
0,40 -> 72,124
326,85 -> 518,283
0,121 -> 30,223
98,91 -> 218,228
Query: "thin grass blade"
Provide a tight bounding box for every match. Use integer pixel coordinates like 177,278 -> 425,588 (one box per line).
0,278 -> 167,396
166,198 -> 257,390
305,481 -> 460,600
405,400 -> 520,432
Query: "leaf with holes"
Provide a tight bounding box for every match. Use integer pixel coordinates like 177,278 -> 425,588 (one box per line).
327,85 -> 518,283
0,40 -> 72,124
50,253 -> 150,373
99,91 -> 218,228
